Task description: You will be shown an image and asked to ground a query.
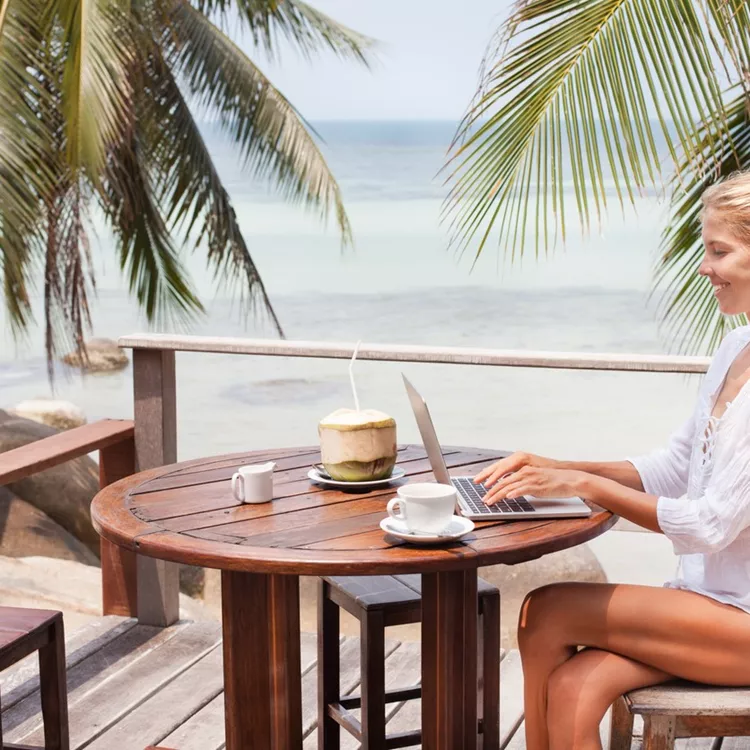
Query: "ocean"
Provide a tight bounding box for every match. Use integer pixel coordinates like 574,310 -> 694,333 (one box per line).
0,121 -> 704,464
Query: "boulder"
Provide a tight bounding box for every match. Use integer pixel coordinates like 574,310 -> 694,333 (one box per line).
0,487 -> 98,565
61,338 -> 129,373
0,555 -> 210,632
0,410 -> 100,557
10,398 -> 86,430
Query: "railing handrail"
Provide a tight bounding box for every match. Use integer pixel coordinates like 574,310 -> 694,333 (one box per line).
0,419 -> 134,486
118,333 -> 711,374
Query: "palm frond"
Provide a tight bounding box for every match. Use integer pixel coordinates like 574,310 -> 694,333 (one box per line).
99,105 -> 204,326
54,0 -> 132,176
0,0 -> 53,336
164,0 -> 353,245
192,0 -> 374,63
443,0 -> 732,265
142,37 -> 283,333
655,89 -> 750,356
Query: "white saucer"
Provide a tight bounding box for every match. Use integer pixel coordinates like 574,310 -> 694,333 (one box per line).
379,515 -> 475,545
308,466 -> 406,489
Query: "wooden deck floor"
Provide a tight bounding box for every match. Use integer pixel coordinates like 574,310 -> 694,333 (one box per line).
0,616 -> 738,749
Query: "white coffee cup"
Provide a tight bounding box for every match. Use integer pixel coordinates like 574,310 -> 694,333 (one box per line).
231,461 -> 276,504
386,483 -> 456,534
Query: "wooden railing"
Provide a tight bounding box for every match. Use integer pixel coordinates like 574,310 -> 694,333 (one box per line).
0,419 -> 138,619
0,334 -> 712,629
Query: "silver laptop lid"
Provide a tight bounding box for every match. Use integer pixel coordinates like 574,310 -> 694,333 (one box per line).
402,374 -> 452,485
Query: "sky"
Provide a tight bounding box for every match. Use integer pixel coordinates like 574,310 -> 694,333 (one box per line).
244,1 -> 515,121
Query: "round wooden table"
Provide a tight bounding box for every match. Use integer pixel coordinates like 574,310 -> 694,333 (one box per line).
91,445 -> 616,750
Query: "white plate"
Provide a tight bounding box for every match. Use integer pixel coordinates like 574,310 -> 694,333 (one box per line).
307,466 -> 406,489
379,515 -> 475,545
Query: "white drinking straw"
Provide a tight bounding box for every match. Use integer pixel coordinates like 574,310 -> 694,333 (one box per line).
349,340 -> 362,413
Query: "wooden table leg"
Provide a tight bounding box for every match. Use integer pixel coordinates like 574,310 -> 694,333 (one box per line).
421,569 -> 479,750
221,571 -> 303,750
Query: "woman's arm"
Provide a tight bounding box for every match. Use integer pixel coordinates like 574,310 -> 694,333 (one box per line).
576,474 -> 660,531
555,460 -> 644,491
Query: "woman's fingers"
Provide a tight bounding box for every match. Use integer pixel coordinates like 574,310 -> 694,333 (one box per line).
475,453 -> 527,485
484,480 -> 527,504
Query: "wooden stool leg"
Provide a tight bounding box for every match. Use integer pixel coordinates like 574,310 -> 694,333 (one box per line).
609,696 -> 634,750
318,579 -> 341,750
642,715 -> 676,750
479,591 -> 500,750
361,608 -> 386,749
39,616 -> 69,750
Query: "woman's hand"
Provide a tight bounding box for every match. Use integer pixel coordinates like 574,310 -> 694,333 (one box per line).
478,465 -> 589,505
474,452 -> 561,488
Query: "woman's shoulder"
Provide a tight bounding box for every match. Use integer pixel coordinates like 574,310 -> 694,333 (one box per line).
713,325 -> 750,360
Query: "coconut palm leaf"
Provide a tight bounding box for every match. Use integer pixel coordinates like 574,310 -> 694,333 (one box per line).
444,0 -> 734,265
53,0 -> 132,177
0,0 -> 54,335
100,110 -> 204,326
194,0 -> 373,62
142,37 -> 283,333
164,0 -> 353,245
655,89 -> 750,355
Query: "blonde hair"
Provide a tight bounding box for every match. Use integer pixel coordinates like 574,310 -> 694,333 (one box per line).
701,171 -> 750,245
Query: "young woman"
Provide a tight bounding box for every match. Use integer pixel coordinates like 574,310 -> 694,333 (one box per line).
474,172 -> 750,750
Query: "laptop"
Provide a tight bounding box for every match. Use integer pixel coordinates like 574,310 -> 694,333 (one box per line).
402,374 -> 592,521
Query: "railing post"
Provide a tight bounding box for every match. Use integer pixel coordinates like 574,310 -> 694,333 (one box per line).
133,348 -> 180,627
99,436 -> 138,617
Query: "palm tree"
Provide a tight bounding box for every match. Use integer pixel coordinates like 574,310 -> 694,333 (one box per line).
444,0 -> 750,354
0,0 -> 372,374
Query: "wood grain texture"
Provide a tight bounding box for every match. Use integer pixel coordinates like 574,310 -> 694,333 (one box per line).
421,569 -> 479,750
627,681 -> 750,716
0,420 -> 134,486
90,446 -> 615,576
117,333 -> 711,374
221,571 -> 302,750
100,438 -> 138,618
133,348 -> 179,627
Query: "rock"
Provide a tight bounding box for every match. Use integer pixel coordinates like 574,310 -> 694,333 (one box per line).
0,555 -> 211,632
10,398 -> 86,430
0,487 -> 98,565
61,338 -> 129,372
0,410 -> 100,557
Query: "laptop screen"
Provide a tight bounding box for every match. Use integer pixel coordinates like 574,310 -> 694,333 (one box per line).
402,374 -> 452,485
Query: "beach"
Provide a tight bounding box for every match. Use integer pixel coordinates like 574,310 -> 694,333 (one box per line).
0,121 -> 701,464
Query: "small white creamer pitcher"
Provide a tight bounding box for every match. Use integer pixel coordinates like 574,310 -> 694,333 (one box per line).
231,462 -> 276,504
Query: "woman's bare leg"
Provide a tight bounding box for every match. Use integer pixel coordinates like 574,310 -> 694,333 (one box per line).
546,648 -> 670,750
518,582 -> 750,750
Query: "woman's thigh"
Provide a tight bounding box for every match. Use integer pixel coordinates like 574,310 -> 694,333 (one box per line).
520,582 -> 750,685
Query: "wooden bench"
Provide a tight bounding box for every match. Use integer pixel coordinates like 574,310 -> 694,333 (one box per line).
610,681 -> 750,749
319,574 -> 501,749
0,607 -> 68,750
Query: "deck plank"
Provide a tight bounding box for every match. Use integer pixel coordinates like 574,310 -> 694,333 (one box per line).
84,644 -> 224,750
7,621 -> 220,748
162,631 -> 328,750
0,615 -> 135,711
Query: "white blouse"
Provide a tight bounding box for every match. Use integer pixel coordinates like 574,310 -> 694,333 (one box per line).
626,325 -> 750,614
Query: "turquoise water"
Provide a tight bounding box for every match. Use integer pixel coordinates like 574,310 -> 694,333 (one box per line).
0,121 -> 702,463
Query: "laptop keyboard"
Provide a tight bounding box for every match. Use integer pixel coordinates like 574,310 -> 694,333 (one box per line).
452,476 -> 536,515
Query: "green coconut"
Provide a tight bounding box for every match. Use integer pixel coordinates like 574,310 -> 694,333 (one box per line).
318,408 -> 397,482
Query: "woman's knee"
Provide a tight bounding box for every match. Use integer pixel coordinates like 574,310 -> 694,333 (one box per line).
518,582 -> 578,647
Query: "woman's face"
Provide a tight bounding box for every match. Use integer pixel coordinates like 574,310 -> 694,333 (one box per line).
700,210 -> 750,316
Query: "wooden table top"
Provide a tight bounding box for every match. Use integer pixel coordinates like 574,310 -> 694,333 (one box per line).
91,445 -> 617,575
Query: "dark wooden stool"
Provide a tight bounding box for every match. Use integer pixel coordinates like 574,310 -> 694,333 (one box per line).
0,607 -> 68,750
318,574 -> 500,749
